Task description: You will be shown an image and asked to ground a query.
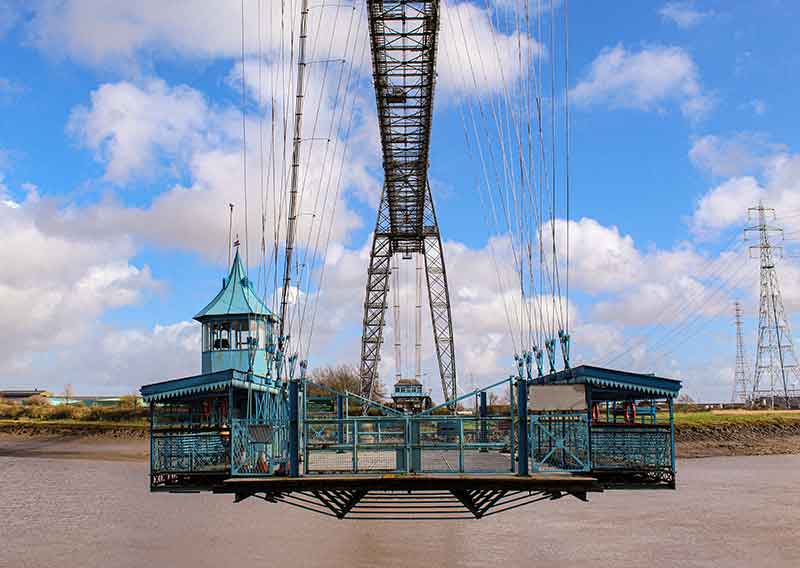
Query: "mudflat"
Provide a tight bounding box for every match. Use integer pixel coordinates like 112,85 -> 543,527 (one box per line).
0,433 -> 148,462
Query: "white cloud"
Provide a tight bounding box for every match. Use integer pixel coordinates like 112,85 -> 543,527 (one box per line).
0,181 -> 159,379
26,1 -> 532,99
58,76 -> 371,260
68,79 -> 235,183
692,177 -> 762,234
438,0 -> 542,97
571,44 -> 714,120
26,1 -> 370,73
659,2 -> 712,29
690,133 -> 785,178
689,134 -> 800,236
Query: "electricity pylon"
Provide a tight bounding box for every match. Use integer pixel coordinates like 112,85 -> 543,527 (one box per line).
745,203 -> 800,408
731,300 -> 751,403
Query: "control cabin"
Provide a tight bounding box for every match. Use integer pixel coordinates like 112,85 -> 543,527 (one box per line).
141,251 -> 288,490
391,378 -> 432,413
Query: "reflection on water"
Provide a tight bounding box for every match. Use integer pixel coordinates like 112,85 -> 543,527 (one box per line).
1,454 -> 799,568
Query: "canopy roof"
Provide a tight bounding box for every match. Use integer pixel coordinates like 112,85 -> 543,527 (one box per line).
194,250 -> 276,321
546,365 -> 682,399
140,369 -> 278,402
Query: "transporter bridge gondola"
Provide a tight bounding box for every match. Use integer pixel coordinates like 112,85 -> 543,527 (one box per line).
141,0 -> 683,520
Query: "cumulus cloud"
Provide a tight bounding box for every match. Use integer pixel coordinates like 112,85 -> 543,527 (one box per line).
68,79 -> 236,183
25,1 -> 531,98
438,0 -> 543,97
689,134 -> 800,236
59,76 -> 370,260
0,179 -> 159,383
689,133 -> 785,178
571,44 -> 714,120
659,2 -> 712,29
27,1 -> 304,66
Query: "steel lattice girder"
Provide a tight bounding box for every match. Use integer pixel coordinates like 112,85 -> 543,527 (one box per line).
367,0 -> 438,245
359,183 -> 457,403
360,0 -> 457,403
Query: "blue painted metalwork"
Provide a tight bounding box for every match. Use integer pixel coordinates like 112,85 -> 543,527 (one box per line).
524,351 -> 534,382
194,250 -> 275,319
516,377 -> 529,476
141,369 -> 278,403
529,414 -> 590,473
534,348 -> 544,378
545,339 -> 557,373
289,379 -> 300,477
417,376 -> 511,416
558,329 -> 571,369
151,431 -> 228,475
669,397 -> 676,476
545,365 -> 682,398
479,391 -> 488,448
590,425 -> 673,472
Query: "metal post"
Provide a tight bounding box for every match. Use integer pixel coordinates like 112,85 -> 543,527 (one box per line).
336,394 -> 345,447
509,376 -> 515,472
479,391 -> 488,452
458,419 -> 465,473
288,379 -> 300,477
669,397 -> 676,483
517,378 -> 529,476
278,0 -> 310,346
149,403 -> 155,483
585,384 -> 593,470
410,419 -> 421,473
352,420 -> 359,473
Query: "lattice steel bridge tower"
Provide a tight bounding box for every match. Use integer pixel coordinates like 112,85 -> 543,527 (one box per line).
359,0 -> 457,402
745,204 -> 800,408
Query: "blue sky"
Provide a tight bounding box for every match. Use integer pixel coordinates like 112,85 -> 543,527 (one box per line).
2,1 -> 800,401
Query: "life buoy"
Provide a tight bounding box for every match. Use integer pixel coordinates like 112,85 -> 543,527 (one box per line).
591,403 -> 600,422
624,402 -> 637,425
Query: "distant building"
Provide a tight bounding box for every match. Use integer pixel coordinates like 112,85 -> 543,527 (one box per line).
0,389 -> 141,406
391,378 -> 432,414
0,389 -> 51,402
46,395 -> 142,407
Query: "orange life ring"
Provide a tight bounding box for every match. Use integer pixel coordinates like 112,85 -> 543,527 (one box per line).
624,402 -> 637,425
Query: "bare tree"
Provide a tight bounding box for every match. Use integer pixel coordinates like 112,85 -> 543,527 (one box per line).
63,384 -> 74,405
309,364 -> 385,400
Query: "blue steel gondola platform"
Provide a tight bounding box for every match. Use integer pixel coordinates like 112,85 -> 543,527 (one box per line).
141,254 -> 682,520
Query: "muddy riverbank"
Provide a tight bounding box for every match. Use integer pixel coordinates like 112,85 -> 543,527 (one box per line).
2,417 -> 800,461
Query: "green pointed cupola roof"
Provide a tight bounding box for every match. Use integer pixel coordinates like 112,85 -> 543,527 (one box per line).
194,250 -> 276,321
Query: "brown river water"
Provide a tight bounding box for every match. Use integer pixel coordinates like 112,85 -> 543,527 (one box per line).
1,453 -> 798,568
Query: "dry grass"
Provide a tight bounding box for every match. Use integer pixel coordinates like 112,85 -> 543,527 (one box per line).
0,397 -> 148,423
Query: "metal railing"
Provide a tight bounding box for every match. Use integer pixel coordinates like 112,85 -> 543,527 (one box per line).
151,431 -> 229,474
529,413 -> 591,473
230,418 -> 289,475
591,425 -> 672,471
303,415 -> 513,475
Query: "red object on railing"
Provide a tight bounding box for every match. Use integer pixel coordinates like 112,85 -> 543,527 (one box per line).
624,402 -> 637,425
